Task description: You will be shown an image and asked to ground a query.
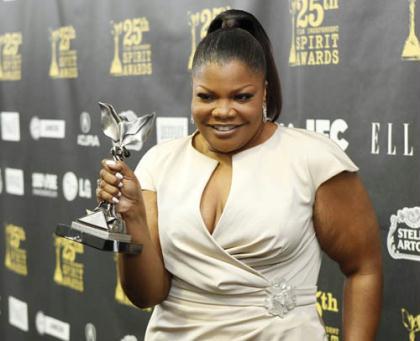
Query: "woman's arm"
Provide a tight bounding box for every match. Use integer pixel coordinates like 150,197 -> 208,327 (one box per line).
313,171 -> 383,341
98,160 -> 171,308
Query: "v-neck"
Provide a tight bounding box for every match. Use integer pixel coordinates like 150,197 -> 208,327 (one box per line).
188,123 -> 279,238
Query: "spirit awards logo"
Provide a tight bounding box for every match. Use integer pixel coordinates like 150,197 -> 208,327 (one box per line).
4,224 -> 28,276
289,0 -> 340,66
77,112 -> 99,147
49,26 -> 78,79
402,308 -> 420,341
54,236 -> 84,292
388,207 -> 420,261
32,172 -> 58,198
402,0 -> 420,60
187,6 -> 231,69
110,17 -> 152,76
316,290 -> 340,340
0,32 -> 22,81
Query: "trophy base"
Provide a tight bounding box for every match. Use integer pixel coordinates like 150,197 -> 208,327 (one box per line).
55,224 -> 143,254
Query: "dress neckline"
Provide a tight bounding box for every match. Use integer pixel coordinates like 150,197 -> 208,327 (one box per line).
188,122 -> 280,162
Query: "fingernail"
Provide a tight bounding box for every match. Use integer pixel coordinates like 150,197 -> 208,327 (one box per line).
117,191 -> 122,197
112,197 -> 119,204
118,182 -> 124,188
116,172 -> 123,180
106,160 -> 117,167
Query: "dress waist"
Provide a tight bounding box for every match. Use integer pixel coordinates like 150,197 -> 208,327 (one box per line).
169,281 -> 317,309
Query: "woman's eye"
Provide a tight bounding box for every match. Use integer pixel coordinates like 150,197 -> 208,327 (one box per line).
234,93 -> 254,102
197,93 -> 213,101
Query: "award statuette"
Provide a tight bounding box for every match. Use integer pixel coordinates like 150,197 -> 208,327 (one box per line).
56,102 -> 155,254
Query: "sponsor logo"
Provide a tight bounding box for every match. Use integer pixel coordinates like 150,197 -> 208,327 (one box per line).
121,336 -> 138,341
110,17 -> 152,76
54,236 -> 84,292
8,296 -> 28,332
32,172 -> 58,197
1,111 -> 20,141
289,0 -> 340,67
0,31 -> 22,81
62,171 -> 92,201
306,118 -> 348,150
281,119 -> 349,150
77,112 -> 100,147
187,6 -> 230,69
36,311 -> 70,341
402,0 -> 420,61
371,122 -> 414,156
5,224 -> 28,275
316,290 -> 340,341
5,167 -> 24,196
388,207 -> 420,261
49,26 -> 78,78
156,117 -> 188,144
85,323 -> 96,341
30,116 -> 66,140
402,308 -> 420,340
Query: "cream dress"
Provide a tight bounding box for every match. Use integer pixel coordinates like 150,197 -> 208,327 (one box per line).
135,125 -> 358,341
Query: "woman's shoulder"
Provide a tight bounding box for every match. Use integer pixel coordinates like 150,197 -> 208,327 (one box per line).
276,125 -> 340,152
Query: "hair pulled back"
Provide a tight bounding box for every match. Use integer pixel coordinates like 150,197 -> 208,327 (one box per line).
192,9 -> 282,121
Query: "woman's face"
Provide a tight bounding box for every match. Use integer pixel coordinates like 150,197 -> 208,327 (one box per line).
191,59 -> 266,154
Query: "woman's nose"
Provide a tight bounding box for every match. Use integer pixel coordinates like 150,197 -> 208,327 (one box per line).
212,100 -> 235,118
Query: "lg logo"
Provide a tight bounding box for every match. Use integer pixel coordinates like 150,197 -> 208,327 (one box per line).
62,172 -> 92,201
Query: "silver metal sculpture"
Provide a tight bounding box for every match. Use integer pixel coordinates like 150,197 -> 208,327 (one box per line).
56,102 -> 155,254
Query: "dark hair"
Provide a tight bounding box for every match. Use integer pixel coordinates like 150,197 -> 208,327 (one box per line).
192,9 -> 282,121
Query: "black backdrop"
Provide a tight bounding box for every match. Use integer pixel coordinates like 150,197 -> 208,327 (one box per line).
1,0 -> 419,340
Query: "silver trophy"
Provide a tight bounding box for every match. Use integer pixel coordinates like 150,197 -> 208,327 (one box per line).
56,102 -> 155,254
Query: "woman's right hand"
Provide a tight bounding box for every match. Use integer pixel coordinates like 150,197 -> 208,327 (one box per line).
96,159 -> 146,222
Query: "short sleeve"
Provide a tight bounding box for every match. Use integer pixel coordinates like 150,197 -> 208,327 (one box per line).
306,134 -> 359,191
134,145 -> 157,191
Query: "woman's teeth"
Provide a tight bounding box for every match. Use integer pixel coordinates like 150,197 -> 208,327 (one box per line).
213,125 -> 237,131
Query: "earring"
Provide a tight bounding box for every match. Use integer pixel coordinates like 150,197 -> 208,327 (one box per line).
262,103 -> 268,122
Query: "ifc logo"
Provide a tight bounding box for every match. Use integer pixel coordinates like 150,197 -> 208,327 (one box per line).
80,112 -> 91,134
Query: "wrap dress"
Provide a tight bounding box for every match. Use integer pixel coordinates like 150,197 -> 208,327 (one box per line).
134,125 -> 359,340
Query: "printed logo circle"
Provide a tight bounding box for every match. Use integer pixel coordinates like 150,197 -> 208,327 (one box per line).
85,323 -> 96,341
30,116 -> 41,140
62,172 -> 78,201
36,311 -> 46,335
80,112 -> 91,134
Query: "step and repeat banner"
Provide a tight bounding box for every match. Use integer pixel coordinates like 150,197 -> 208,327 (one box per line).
0,0 -> 419,340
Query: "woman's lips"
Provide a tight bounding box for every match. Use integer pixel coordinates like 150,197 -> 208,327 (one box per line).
209,124 -> 243,137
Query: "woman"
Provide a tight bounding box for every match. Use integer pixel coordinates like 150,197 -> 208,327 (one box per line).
97,9 -> 382,340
